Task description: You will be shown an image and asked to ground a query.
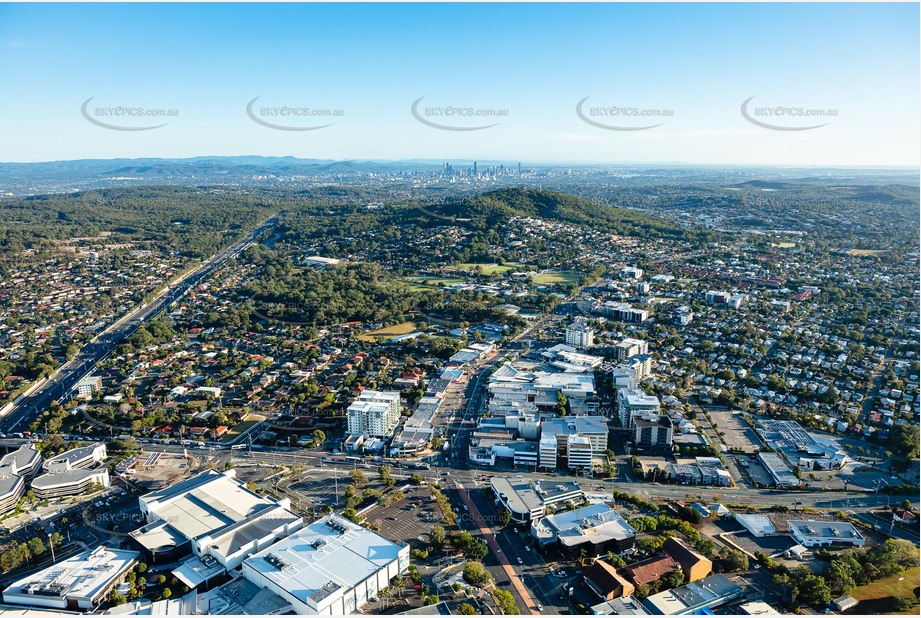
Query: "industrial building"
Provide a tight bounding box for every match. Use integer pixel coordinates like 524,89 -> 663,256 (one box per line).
240,514 -> 409,615
756,452 -> 801,488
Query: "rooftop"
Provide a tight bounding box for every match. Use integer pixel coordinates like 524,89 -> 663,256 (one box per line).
242,514 -> 405,607
2,546 -> 139,603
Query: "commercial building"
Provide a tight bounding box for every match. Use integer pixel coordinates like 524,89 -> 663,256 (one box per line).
641,574 -> 744,615
632,415 -> 673,452
566,321 -> 595,349
346,391 -> 401,438
491,476 -> 583,524
756,452 -> 801,488
617,389 -> 660,428
597,302 -> 648,323
531,503 -> 636,556
1,546 -> 140,610
590,596 -> 651,615
241,514 -> 409,615
788,520 -> 865,548
131,469 -> 303,581
539,416 -> 609,471
734,514 -> 776,538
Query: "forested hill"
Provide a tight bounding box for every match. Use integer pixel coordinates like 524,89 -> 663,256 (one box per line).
420,187 -> 714,242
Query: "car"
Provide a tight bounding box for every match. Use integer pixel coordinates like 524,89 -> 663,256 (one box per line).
537,605 -> 543,612
525,546 -> 530,551
517,557 -> 523,564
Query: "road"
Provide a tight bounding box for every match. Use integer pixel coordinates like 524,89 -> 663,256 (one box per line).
0,214 -> 279,435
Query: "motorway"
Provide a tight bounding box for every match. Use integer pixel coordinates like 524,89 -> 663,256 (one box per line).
0,214 -> 280,435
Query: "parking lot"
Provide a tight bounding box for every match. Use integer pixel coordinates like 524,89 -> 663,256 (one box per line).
362,485 -> 444,546
706,410 -> 763,453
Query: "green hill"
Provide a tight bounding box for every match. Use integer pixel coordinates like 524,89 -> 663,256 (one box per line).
418,187 -> 711,241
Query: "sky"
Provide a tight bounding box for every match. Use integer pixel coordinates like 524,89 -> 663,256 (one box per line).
0,2 -> 918,166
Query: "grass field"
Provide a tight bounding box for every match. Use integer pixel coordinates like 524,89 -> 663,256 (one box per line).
222,417 -> 264,442
851,567 -> 920,614
846,249 -> 889,256
404,275 -> 466,289
454,262 -> 522,275
356,321 -> 418,342
531,270 -> 581,285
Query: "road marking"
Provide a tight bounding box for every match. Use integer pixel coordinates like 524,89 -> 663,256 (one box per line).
455,482 -> 540,615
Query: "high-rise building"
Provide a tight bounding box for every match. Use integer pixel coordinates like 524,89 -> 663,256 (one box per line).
347,391 -> 402,438
566,321 -> 595,349
632,415 -> 673,452
617,388 -> 660,428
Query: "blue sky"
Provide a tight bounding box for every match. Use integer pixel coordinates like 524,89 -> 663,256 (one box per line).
0,2 -> 917,165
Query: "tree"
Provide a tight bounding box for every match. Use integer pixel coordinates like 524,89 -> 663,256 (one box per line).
379,465 -> 395,487
493,589 -> 519,615
309,429 -> 326,448
430,525 -> 446,546
718,547 -> 749,572
900,499 -> 912,511
464,538 -> 489,562
161,588 -> 172,599
423,595 -> 439,606
410,473 -> 425,485
663,569 -> 685,590
497,509 -> 511,527
350,468 -> 367,487
556,390 -> 569,416
458,603 -> 479,615
463,561 -> 493,587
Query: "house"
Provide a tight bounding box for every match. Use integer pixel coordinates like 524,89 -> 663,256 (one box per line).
584,559 -> 635,600
892,508 -> 917,525
622,555 -> 680,587
663,537 -> 712,582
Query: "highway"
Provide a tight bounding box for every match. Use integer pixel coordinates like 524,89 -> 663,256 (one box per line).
0,213 -> 280,435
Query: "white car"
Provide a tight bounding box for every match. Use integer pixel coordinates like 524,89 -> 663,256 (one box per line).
517,557 -> 523,564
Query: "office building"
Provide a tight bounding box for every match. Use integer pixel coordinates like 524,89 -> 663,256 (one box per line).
532,503 -> 636,556
490,476 -> 583,524
31,468 -> 109,500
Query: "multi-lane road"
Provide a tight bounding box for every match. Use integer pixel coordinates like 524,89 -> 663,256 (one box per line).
0,214 -> 280,435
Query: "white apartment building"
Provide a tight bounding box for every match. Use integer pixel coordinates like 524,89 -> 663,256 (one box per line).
347,391 -> 401,438
565,321 -> 595,349
617,388 -> 661,428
